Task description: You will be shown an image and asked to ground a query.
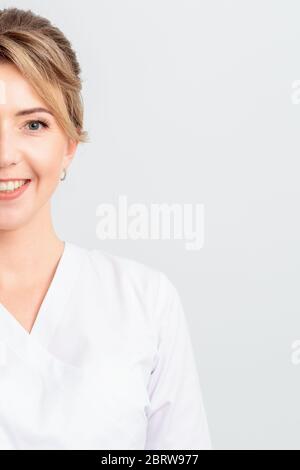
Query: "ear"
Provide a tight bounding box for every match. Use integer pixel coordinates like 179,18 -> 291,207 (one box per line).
62,134 -> 79,170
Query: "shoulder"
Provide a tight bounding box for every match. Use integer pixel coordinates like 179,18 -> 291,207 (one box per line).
84,244 -> 178,312
67,241 -> 181,323
87,246 -> 163,303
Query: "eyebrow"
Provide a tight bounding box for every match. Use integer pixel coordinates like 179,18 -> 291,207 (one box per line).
14,107 -> 54,117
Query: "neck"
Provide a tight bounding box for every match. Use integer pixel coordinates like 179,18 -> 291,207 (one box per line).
0,202 -> 64,289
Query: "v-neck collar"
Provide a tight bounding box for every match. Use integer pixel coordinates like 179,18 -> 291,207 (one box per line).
0,241 -> 86,355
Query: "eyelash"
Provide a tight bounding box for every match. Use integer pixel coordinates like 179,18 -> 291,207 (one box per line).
24,119 -> 50,132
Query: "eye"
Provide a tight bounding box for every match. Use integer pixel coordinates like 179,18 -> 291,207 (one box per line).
24,119 -> 49,132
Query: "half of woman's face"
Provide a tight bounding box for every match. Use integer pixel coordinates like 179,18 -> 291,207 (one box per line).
0,61 -> 77,230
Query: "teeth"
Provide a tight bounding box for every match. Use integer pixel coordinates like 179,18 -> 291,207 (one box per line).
0,180 -> 28,192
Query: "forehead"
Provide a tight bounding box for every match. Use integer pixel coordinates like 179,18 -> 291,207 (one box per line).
0,62 -> 44,110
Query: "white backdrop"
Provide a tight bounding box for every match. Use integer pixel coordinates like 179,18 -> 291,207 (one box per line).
2,0 -> 300,449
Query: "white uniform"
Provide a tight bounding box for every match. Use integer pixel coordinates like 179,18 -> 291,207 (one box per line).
0,241 -> 212,450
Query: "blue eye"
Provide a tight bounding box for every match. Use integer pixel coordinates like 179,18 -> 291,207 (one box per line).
25,120 -> 49,132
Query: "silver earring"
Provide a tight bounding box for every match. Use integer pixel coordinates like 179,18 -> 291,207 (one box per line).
60,168 -> 67,181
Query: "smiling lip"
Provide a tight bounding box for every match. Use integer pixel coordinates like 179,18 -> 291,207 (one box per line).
0,178 -> 31,181
0,179 -> 31,201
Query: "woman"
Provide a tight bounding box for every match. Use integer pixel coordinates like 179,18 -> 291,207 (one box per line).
0,7 -> 211,450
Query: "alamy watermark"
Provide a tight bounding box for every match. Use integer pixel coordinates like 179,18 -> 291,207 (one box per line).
96,195 -> 204,251
291,80 -> 300,104
290,339 -> 300,365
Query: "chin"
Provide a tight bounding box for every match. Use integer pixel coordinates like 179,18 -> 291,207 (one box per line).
0,211 -> 34,231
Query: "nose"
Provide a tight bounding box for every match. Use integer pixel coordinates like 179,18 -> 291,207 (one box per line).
0,124 -> 19,168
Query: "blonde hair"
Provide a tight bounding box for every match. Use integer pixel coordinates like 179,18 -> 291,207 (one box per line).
0,7 -> 89,144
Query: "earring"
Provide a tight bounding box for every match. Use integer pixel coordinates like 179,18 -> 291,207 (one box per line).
60,168 -> 67,181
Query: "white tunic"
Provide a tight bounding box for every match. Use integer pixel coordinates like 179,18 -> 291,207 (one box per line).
0,241 -> 212,450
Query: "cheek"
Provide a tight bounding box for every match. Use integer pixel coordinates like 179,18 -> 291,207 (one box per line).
27,141 -> 65,179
